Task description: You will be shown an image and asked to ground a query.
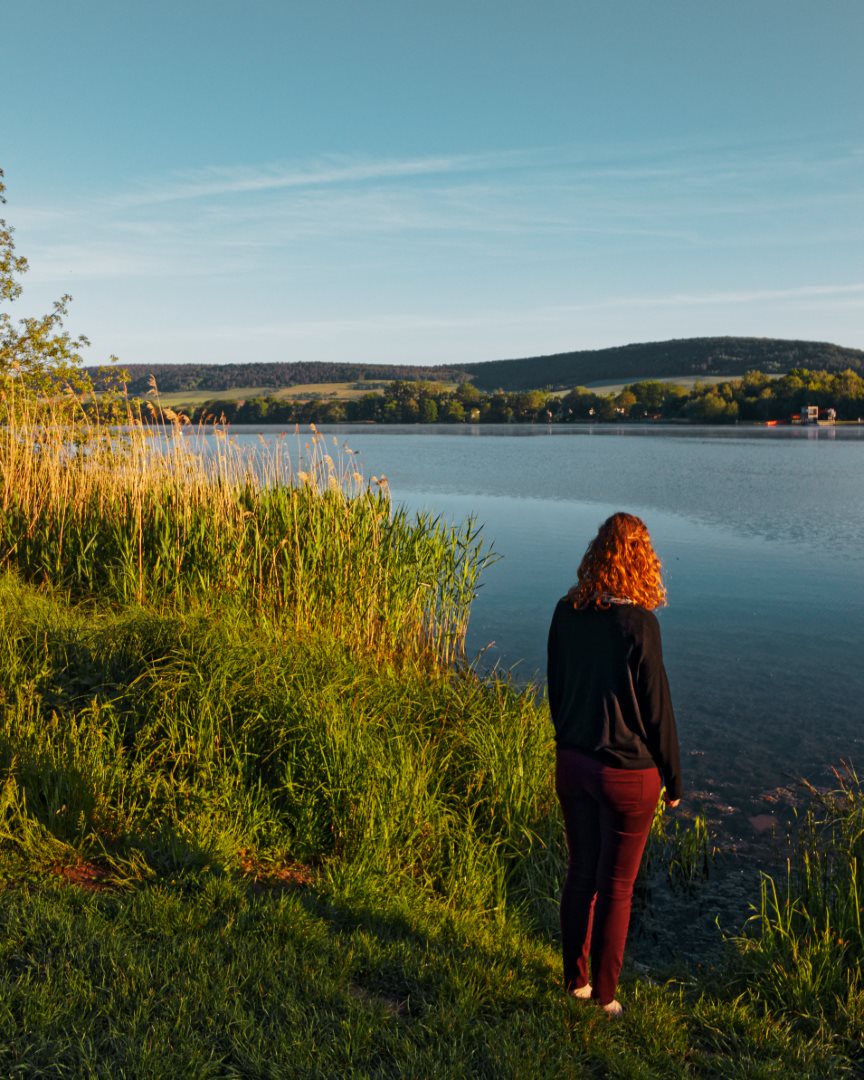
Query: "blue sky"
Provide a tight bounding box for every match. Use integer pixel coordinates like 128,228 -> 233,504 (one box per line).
3,0 -> 862,367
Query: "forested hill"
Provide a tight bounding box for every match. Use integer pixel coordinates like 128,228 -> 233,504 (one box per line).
90,361 -> 466,395
88,336 -> 864,394
460,336 -> 864,391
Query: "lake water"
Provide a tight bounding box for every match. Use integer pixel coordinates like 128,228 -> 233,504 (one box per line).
227,423 -> 864,838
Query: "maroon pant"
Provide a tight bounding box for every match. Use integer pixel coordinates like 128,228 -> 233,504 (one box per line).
556,746 -> 661,1005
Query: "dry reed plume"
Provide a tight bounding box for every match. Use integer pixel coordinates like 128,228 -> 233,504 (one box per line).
0,385 -> 489,667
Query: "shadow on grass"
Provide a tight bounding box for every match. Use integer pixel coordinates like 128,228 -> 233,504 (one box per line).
291,881 -> 560,1020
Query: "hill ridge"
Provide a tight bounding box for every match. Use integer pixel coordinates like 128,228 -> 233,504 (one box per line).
88,335 -> 864,395
461,335 -> 864,391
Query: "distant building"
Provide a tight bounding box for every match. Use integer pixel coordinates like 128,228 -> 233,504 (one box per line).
793,404 -> 836,425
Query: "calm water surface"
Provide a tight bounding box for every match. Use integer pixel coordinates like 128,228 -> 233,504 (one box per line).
230,424 -> 864,834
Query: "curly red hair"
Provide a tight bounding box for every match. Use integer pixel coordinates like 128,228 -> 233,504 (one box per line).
568,512 -> 666,610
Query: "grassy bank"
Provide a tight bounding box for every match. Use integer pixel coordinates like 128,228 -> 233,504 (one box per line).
1,576 -> 860,1076
0,409 -> 861,1075
0,572 -> 556,916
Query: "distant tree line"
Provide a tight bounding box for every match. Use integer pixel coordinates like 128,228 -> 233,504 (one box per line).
162,369 -> 864,426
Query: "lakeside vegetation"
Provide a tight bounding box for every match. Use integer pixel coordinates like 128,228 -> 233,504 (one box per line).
2,169 -> 863,1074
0,397 -> 485,667
0,403 -> 861,1073
161,366 -> 864,426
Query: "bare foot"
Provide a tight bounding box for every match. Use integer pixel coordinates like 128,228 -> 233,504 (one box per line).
601,999 -> 623,1018
568,983 -> 592,1000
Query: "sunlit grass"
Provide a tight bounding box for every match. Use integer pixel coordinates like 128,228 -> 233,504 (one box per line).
0,572 -> 558,915
0,391 -> 860,1073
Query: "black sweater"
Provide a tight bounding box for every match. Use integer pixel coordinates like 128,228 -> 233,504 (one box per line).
547,599 -> 682,800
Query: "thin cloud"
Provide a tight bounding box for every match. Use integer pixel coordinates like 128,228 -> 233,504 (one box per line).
610,283 -> 864,309
115,151 -> 527,206
191,283 -> 864,341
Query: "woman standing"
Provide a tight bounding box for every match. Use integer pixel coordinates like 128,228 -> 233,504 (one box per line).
547,512 -> 682,1018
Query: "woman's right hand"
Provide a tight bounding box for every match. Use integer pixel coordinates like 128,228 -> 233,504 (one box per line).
665,798 -> 681,808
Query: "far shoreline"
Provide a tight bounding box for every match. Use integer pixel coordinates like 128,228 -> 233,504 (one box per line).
165,419 -> 864,436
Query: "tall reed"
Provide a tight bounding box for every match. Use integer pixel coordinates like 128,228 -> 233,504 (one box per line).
0,390 -> 489,667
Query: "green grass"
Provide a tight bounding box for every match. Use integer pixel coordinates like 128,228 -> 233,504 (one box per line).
0,574 -> 860,1075
0,572 -> 556,915
148,381 -> 458,408
153,382 -> 387,407
0,871 -> 853,1078
153,385 -> 286,405
726,771 -> 864,1056
0,402 -> 861,1074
